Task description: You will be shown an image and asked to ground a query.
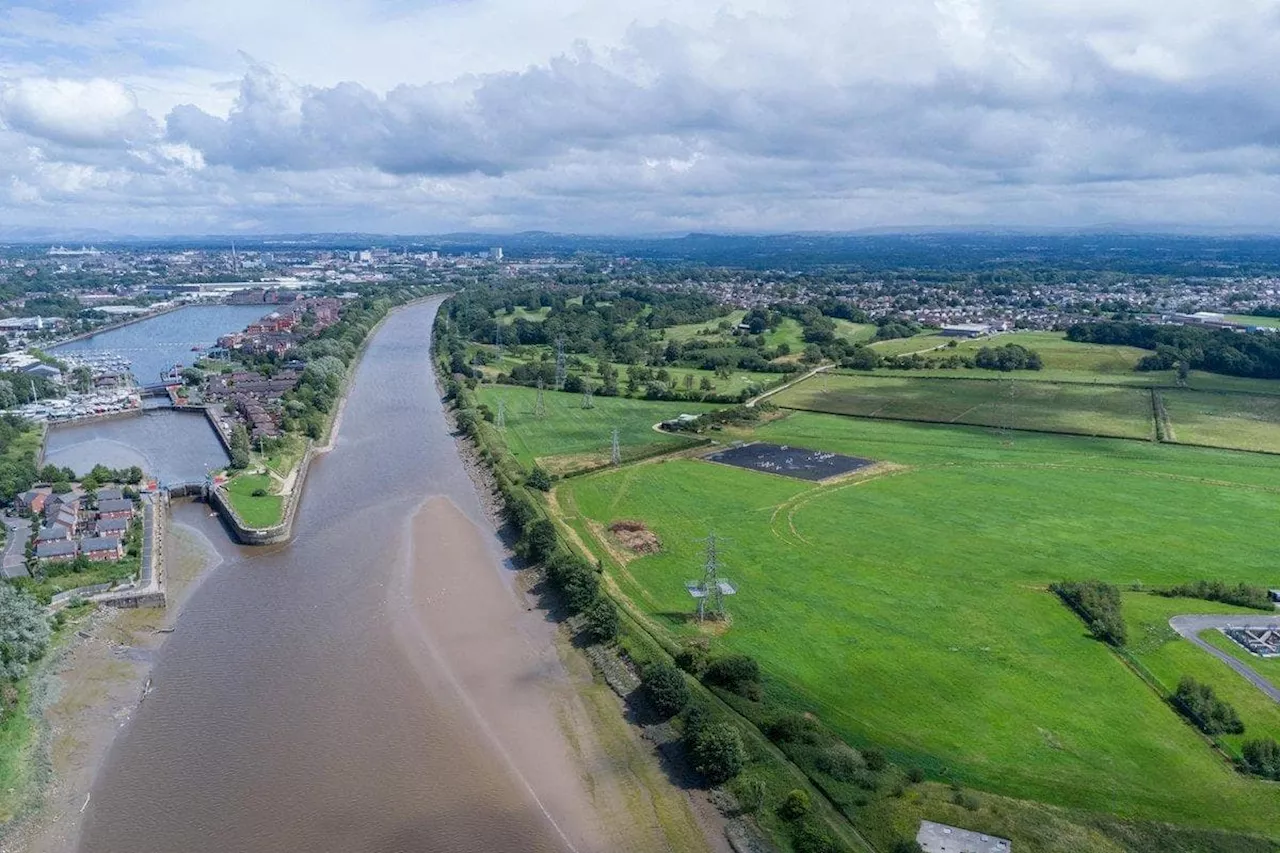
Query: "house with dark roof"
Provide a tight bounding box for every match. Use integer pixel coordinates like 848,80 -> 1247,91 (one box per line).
95,487 -> 124,503
15,489 -> 49,514
96,499 -> 134,520
80,537 -> 123,562
36,540 -> 77,563
35,525 -> 71,544
95,517 -> 129,536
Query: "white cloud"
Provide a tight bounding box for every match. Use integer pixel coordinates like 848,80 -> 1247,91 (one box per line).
0,0 -> 1279,234
0,77 -> 155,148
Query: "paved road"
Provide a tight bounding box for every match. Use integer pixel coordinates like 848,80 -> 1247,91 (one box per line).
0,516 -> 30,579
1170,614 -> 1280,703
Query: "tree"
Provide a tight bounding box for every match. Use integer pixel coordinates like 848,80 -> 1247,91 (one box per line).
0,380 -> 16,410
704,654 -> 762,699
582,597 -> 619,643
689,720 -> 745,784
229,423 -> 252,470
777,789 -> 812,822
1242,738 -> 1280,779
642,662 -> 690,718
526,466 -> 553,491
0,585 -> 50,681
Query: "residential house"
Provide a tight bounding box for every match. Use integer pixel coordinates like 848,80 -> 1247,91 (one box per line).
35,540 -> 77,564
34,525 -> 71,544
80,536 -> 124,562
95,517 -> 129,537
15,488 -> 49,514
23,363 -> 62,383
95,487 -> 124,503
96,499 -> 134,520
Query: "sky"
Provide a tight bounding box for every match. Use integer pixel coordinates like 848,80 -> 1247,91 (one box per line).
1,0 -> 1279,236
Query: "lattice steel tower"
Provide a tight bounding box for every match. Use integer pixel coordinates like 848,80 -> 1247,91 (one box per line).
685,533 -> 737,621
534,378 -> 547,418
554,336 -> 567,390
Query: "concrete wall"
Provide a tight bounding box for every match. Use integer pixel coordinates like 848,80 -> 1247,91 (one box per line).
208,445 -> 314,546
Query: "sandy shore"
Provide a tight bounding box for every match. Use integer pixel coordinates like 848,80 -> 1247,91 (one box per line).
394,495 -> 729,853
1,514 -> 222,853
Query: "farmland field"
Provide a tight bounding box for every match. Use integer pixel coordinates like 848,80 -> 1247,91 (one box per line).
867,333 -> 950,355
1161,389 -> 1280,453
555,412 -> 1280,836
772,373 -> 1156,439
472,385 -> 719,473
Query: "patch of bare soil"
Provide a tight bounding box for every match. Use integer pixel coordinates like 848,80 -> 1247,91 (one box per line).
609,520 -> 662,555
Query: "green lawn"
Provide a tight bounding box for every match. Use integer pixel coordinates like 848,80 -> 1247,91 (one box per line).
1161,389 -> 1280,453
473,385 -> 722,474
661,310 -> 746,342
225,473 -> 284,527
773,373 -> 1156,439
833,319 -> 877,343
949,331 -> 1149,377
1225,314 -> 1280,329
761,318 -> 806,350
557,412 -> 1280,837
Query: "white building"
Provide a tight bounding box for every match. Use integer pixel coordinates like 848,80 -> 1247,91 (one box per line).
489,247 -> 504,261
917,820 -> 1011,853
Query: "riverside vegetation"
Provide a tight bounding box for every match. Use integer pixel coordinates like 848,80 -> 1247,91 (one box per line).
438,284 -> 1280,853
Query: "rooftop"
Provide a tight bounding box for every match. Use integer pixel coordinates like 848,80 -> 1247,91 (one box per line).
917,820 -> 1012,853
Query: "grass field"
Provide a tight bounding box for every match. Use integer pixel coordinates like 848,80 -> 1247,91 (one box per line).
1161,389 -> 1280,453
868,333 -> 951,355
661,311 -> 746,342
495,306 -> 551,325
225,473 -> 283,527
555,412 -> 1280,836
473,385 -> 720,473
948,331 -> 1149,377
773,373 -> 1157,439
1225,314 -> 1280,329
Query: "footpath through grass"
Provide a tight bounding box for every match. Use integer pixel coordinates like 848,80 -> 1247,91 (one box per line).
557,412 -> 1280,838
473,385 -> 719,474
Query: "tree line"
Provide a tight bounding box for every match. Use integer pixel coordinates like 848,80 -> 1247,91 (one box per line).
1050,580 -> 1127,646
1154,580 -> 1273,611
1067,320 -> 1280,380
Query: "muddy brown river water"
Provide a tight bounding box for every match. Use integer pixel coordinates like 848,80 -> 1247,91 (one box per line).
74,298 -> 619,853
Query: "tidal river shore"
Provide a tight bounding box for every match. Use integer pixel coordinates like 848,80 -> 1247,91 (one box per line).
7,296 -> 720,853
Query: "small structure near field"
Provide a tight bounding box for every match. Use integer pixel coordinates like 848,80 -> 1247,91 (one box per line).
917,820 -> 1011,853
1223,626 -> 1280,658
706,442 -> 873,481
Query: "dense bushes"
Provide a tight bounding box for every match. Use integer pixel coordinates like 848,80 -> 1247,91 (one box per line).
973,343 -> 1042,371
1155,580 -> 1273,611
703,653 -> 763,700
1241,738 -> 1280,779
683,708 -> 746,784
642,662 -> 690,718
1050,580 -> 1127,646
1174,677 -> 1244,735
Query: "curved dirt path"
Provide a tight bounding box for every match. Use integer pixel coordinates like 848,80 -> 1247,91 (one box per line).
1170,614 -> 1280,703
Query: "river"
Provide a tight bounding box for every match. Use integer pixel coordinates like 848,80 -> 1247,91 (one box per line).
73,297 -> 624,853
52,304 -> 271,384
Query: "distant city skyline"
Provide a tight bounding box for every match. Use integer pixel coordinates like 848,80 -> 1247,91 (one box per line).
0,0 -> 1277,236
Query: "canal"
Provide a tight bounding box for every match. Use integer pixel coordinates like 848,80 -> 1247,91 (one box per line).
75,298 -> 608,853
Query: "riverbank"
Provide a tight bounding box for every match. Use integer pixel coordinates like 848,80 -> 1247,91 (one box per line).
1,510 -> 222,853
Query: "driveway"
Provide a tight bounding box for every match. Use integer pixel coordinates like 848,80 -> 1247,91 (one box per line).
1170,614 -> 1280,704
1,516 -> 30,579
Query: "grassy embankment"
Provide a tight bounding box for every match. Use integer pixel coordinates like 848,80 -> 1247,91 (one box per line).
556,411 -> 1280,846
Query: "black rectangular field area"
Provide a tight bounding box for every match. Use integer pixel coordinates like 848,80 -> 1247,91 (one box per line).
705,443 -> 873,481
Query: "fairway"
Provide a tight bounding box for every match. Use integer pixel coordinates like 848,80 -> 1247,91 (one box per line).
773,373 -> 1156,439
473,385 -> 719,473
868,333 -> 950,355
1161,389 -> 1280,453
946,331 -> 1148,378
557,412 -> 1280,835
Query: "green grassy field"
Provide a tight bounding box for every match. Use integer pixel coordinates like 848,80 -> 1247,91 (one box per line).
556,412 -> 1280,837
225,473 -> 284,527
868,333 -> 951,355
1225,314 -> 1280,329
1123,594 -> 1280,761
773,373 -> 1156,439
472,347 -> 785,401
834,319 -> 877,343
949,331 -> 1149,377
473,385 -> 720,473
1161,389 -> 1280,453
495,306 -> 551,325
661,311 -> 746,342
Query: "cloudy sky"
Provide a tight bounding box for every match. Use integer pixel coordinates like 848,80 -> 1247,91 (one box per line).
1,0 -> 1278,236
